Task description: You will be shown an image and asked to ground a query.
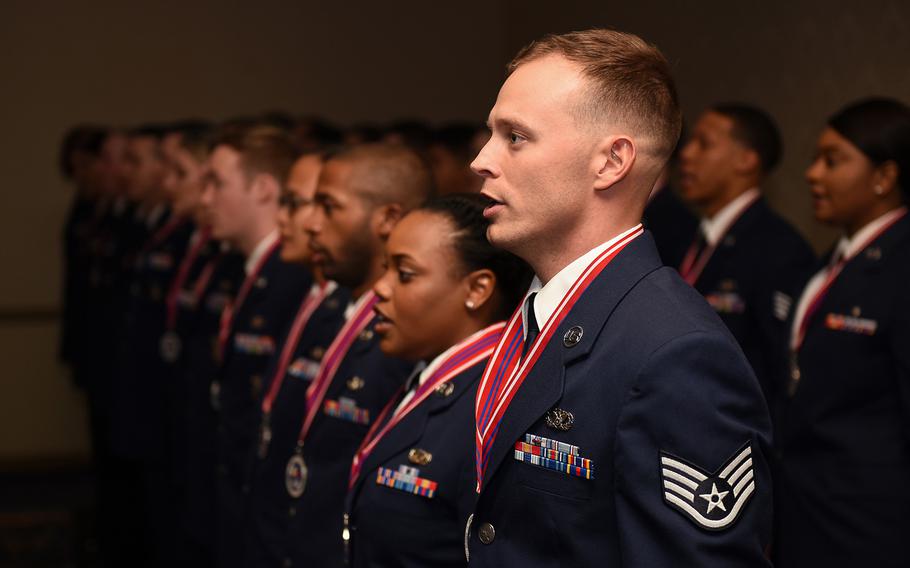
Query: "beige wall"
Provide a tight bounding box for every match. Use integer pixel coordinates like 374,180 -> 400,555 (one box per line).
2,0 -> 909,460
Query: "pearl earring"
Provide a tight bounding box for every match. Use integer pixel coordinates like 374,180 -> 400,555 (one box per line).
465,300 -> 476,309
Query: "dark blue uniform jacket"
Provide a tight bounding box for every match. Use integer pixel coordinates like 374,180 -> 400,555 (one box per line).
244,284 -> 350,567
467,232 -> 773,567
689,198 -> 815,402
214,247 -> 311,567
283,316 -> 413,568
345,358 -> 485,568
774,213 -> 910,568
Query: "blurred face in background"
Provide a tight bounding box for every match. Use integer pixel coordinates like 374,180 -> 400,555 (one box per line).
678,111 -> 745,210
161,133 -> 207,219
94,133 -> 129,198
200,145 -> 256,244
373,210 -> 475,362
805,127 -> 897,235
124,135 -> 166,203
67,149 -> 97,193
428,145 -> 481,195
278,154 -> 322,264
304,159 -> 380,289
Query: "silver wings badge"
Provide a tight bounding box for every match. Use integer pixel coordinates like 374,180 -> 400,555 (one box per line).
660,442 -> 756,531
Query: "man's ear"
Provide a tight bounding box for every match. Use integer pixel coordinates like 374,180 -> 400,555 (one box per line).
733,147 -> 760,176
251,173 -> 280,203
374,203 -> 404,240
593,136 -> 636,192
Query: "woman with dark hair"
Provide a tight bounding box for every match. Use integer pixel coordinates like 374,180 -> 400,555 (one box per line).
344,193 -> 532,567
775,97 -> 910,568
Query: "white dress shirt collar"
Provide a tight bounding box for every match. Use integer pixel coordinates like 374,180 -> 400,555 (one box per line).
344,289 -> 375,321
789,206 -> 907,348
699,188 -> 760,246
244,230 -> 279,275
523,225 -> 642,337
833,206 -> 908,262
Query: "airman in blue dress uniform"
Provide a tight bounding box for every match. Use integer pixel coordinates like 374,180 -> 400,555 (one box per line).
677,104 -> 816,403
467,29 -> 773,567
198,124 -> 312,568
774,98 -> 910,568
243,152 -> 352,567
345,194 -> 532,568
277,144 -> 433,568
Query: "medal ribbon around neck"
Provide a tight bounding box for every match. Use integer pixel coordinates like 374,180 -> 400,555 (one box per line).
474,225 -> 643,492
164,228 -> 212,330
216,237 -> 281,361
188,256 -> 221,309
348,322 -> 505,489
678,192 -> 759,285
293,291 -> 378,449
792,206 -> 907,351
262,281 -> 337,416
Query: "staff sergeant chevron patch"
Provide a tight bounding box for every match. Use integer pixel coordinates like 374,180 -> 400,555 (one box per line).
659,442 -> 756,531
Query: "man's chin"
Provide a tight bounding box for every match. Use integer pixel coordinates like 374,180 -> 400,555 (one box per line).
486,224 -> 521,254
209,225 -> 229,242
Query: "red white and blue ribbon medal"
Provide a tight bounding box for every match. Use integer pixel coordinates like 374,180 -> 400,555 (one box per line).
285,291 -> 378,498
474,225 -> 642,492
348,323 -> 505,489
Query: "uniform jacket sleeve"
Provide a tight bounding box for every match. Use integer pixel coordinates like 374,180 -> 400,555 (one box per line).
613,329 -> 773,567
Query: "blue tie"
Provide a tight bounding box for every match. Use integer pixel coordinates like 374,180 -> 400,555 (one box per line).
521,293 -> 539,361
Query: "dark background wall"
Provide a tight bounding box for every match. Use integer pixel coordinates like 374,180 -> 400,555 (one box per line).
0,0 -> 506,461
506,0 -> 910,250
1,0 -> 908,461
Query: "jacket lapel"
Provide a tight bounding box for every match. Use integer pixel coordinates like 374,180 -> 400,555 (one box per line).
808,214 -> 909,331
354,394 -> 429,490
352,361 -> 481,495
481,234 -> 664,489
694,199 -> 764,290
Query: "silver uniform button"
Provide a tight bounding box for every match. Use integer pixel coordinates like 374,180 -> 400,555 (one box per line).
478,522 -> 496,545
